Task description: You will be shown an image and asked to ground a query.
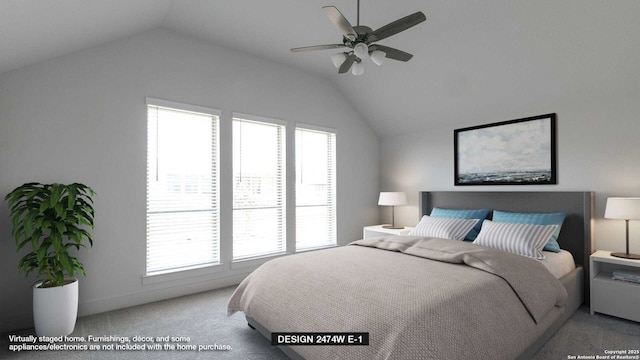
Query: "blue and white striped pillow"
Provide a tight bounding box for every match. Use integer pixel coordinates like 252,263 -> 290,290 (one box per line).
491,210 -> 566,253
430,207 -> 490,241
409,215 -> 479,241
473,220 -> 558,259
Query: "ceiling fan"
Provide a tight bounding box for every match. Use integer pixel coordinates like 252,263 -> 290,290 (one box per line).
291,0 -> 426,75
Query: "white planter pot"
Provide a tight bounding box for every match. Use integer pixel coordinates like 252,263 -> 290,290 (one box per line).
33,279 -> 78,337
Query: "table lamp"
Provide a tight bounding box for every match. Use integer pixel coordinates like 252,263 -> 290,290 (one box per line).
604,197 -> 640,260
378,192 -> 407,229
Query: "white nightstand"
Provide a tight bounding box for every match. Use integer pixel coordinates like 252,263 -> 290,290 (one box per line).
363,225 -> 414,239
590,250 -> 640,322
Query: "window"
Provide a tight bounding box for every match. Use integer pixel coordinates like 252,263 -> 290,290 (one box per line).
233,115 -> 286,260
295,126 -> 336,249
146,99 -> 219,275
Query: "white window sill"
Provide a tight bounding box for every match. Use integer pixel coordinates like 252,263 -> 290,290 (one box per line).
230,252 -> 287,270
142,263 -> 224,286
296,243 -> 338,253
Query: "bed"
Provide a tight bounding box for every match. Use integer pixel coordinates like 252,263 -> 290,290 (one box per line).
228,191 -> 594,360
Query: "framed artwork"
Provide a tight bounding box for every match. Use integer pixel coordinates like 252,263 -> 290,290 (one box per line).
454,113 -> 557,185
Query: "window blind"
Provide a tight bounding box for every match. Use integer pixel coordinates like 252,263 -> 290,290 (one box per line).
232,116 -> 286,260
146,101 -> 220,274
295,127 -> 337,249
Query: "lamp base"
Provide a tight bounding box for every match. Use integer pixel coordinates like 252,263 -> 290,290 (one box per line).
382,225 -> 405,229
611,252 -> 640,260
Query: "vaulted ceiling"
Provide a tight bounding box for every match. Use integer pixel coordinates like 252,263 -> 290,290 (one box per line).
2,0 -> 639,137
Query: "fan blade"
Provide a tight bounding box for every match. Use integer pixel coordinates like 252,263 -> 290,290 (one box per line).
367,12 -> 426,43
370,45 -> 413,62
338,54 -> 356,73
291,44 -> 346,52
323,6 -> 357,41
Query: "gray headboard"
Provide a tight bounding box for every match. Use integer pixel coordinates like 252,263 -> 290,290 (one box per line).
419,191 -> 594,297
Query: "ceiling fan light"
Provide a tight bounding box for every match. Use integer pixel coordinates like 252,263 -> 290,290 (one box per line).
331,52 -> 347,68
353,43 -> 369,60
370,50 -> 386,66
351,61 -> 364,76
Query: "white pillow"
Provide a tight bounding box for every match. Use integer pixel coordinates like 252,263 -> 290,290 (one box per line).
473,220 -> 558,259
409,215 -> 479,241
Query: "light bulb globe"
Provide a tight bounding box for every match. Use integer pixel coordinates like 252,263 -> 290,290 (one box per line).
353,43 -> 369,60
331,53 -> 347,68
370,50 -> 386,66
351,61 -> 364,76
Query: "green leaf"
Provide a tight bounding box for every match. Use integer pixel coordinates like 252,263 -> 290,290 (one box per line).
50,231 -> 62,252
50,184 -> 61,207
34,215 -> 44,229
55,271 -> 64,287
17,227 -> 38,252
25,188 -> 40,201
65,242 -> 81,251
78,209 -> 95,227
55,222 -> 66,236
55,203 -> 65,219
67,188 -> 76,210
72,258 -> 87,277
18,253 -> 38,276
41,219 -> 51,232
24,229 -> 42,251
31,234 -> 40,252
10,202 -> 28,215
13,222 -> 24,247
23,212 -> 33,239
38,200 -> 49,214
52,236 -> 63,255
36,246 -> 46,263
78,229 -> 93,246
59,253 -> 71,274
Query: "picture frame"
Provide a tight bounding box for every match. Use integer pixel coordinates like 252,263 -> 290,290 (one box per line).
454,113 -> 557,185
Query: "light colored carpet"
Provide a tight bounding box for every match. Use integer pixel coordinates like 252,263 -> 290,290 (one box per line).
1,286 -> 638,359
1,286 -> 286,360
532,306 -> 640,359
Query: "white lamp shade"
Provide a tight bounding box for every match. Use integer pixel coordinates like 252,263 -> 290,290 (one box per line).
331,53 -> 347,68
353,43 -> 369,60
378,192 -> 407,206
351,61 -> 364,76
604,197 -> 640,220
370,50 -> 386,66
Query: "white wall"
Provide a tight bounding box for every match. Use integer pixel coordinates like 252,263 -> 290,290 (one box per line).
380,88 -> 640,255
0,28 -> 380,332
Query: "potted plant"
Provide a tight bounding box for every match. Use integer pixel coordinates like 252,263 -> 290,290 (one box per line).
5,182 -> 95,336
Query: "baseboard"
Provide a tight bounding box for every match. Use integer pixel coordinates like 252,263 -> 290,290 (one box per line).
2,272 -> 250,334
78,272 -> 250,317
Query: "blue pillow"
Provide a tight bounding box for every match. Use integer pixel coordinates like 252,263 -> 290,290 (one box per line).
430,208 -> 490,241
491,210 -> 566,253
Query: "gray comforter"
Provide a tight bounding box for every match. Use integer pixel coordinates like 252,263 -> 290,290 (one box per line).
228,236 -> 568,360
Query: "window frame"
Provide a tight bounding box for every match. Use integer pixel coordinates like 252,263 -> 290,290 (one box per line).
144,97 -> 221,280
294,123 -> 337,251
232,112 -> 287,261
